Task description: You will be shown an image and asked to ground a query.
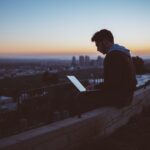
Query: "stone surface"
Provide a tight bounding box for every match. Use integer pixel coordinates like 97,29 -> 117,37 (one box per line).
0,86 -> 150,150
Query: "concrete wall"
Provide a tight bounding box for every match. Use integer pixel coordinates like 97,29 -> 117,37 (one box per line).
0,85 -> 150,150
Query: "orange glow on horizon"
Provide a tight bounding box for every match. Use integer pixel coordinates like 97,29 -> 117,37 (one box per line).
0,41 -> 150,57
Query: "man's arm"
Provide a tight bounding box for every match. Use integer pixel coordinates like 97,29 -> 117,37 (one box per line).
103,52 -> 124,93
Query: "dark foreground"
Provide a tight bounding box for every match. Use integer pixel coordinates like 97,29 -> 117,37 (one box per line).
79,107 -> 150,150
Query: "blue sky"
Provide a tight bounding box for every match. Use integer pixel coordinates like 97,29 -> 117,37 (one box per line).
0,0 -> 150,57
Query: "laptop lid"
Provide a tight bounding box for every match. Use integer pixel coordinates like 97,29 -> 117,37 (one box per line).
67,75 -> 86,92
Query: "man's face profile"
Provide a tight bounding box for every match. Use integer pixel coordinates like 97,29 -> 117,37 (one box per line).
95,41 -> 107,54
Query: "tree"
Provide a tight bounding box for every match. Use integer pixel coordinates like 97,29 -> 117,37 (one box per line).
132,56 -> 145,74
42,71 -> 59,85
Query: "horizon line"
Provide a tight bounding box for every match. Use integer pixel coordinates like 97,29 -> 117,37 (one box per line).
0,54 -> 150,60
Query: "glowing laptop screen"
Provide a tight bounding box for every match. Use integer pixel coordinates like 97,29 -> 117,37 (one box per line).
67,76 -> 86,92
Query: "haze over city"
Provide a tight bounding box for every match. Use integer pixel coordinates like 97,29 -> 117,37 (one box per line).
0,0 -> 150,58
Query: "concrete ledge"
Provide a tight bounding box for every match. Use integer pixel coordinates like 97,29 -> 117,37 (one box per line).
0,86 -> 150,150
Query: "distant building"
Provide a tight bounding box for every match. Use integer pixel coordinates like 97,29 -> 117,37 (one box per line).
85,56 -> 90,66
0,96 -> 13,104
71,56 -> 77,67
79,56 -> 85,66
90,59 -> 97,66
0,96 -> 16,112
19,92 -> 29,103
97,56 -> 103,66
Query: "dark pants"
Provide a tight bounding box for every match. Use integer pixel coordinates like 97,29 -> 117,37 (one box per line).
74,90 -> 133,117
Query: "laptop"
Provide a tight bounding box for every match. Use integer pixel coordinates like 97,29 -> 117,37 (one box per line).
67,75 -> 86,92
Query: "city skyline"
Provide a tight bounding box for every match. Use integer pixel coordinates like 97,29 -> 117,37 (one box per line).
0,0 -> 150,58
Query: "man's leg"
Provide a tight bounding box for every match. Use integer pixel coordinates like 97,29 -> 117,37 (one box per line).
75,90 -> 106,115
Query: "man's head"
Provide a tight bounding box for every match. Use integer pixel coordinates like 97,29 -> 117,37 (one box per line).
91,29 -> 114,54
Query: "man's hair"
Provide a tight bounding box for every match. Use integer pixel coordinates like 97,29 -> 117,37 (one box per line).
91,29 -> 114,43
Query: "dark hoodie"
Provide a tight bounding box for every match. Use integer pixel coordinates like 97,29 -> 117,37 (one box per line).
102,44 -> 137,106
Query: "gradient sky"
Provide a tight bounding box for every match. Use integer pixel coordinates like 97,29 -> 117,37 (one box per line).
0,0 -> 150,58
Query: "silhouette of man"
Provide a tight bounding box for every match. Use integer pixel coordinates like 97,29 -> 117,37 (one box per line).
76,29 -> 137,114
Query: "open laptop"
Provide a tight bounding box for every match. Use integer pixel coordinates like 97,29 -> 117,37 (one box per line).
67,75 -> 86,92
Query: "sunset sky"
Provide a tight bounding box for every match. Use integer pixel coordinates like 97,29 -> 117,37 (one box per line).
0,0 -> 150,58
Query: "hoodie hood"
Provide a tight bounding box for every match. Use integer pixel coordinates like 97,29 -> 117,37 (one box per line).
108,44 -> 131,56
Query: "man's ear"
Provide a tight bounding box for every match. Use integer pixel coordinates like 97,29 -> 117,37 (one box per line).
102,39 -> 108,45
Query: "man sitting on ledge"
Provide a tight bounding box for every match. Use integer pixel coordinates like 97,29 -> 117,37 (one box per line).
76,29 -> 137,114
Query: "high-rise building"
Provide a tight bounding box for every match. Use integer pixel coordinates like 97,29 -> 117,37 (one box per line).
71,56 -> 77,67
85,56 -> 90,66
79,56 -> 85,66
